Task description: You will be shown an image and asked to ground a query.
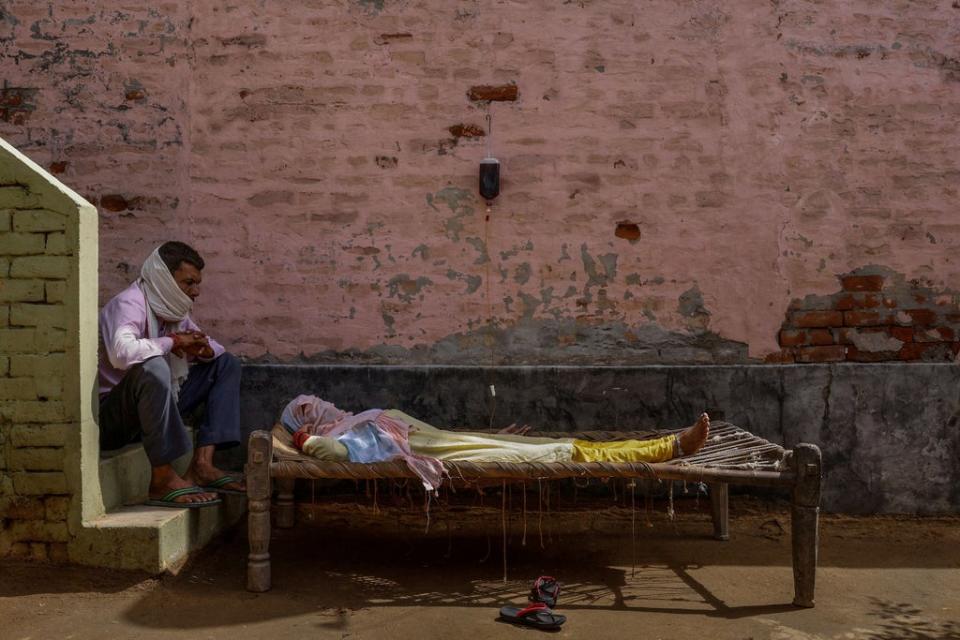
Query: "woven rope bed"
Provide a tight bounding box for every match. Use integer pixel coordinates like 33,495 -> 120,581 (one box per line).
245,422 -> 822,607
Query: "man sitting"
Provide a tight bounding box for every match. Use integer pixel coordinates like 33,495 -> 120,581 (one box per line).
98,241 -> 244,507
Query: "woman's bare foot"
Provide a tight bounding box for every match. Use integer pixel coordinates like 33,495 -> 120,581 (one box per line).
677,412 -> 710,456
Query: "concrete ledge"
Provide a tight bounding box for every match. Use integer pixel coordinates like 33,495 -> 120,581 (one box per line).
72,495 -> 246,573
238,363 -> 960,515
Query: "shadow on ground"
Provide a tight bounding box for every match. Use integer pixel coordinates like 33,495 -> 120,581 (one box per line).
2,498 -> 959,639
109,497 -> 960,633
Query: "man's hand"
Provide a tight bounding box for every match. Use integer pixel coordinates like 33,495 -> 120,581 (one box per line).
171,332 -> 214,359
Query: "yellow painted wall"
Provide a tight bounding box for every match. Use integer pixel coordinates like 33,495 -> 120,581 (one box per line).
0,136 -> 100,561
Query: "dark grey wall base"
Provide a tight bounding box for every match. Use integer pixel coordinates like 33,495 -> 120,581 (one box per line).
237,363 -> 960,515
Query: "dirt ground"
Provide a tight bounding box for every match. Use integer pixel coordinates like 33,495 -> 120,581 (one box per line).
2,495 -> 959,640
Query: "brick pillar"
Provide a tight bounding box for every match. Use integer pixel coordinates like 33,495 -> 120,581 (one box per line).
0,136 -> 98,563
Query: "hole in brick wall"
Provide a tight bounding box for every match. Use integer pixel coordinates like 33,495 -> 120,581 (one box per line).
448,123 -> 485,139
467,83 -> 519,102
615,222 -> 641,241
100,194 -> 129,212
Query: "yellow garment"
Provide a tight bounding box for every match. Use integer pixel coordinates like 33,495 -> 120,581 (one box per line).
387,410 -> 575,463
301,434 -> 349,461
385,410 -> 677,465
571,435 -> 676,463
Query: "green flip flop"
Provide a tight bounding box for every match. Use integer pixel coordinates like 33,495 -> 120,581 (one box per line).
144,486 -> 222,509
202,475 -> 246,496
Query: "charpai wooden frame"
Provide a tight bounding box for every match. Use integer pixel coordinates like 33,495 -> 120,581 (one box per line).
245,421 -> 822,607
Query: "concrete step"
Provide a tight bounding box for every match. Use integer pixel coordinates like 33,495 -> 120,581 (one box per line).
93,432 -> 247,573
74,493 -> 246,573
98,438 -> 193,512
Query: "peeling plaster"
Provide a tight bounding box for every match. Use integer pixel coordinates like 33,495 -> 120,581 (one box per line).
268,318 -> 748,365
426,186 -> 474,242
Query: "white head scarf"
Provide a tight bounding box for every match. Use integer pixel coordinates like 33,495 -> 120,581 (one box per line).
139,246 -> 194,400
140,247 -> 193,322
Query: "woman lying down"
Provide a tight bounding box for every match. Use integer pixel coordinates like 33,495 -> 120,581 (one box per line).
281,395 -> 711,491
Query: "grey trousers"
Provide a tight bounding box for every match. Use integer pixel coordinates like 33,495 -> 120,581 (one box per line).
98,353 -> 242,466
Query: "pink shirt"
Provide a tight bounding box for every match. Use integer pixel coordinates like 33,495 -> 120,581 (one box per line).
98,282 -> 225,397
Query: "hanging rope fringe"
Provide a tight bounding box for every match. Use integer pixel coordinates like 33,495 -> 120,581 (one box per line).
502,480 -> 508,583
538,478 -> 545,550
522,480 -> 527,547
424,489 -> 433,534
629,480 -> 637,577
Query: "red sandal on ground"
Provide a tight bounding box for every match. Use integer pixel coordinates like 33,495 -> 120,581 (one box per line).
498,601 -> 566,630
529,575 -> 561,608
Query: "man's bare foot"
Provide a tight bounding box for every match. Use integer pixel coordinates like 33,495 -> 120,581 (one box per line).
185,444 -> 246,492
677,412 -> 710,456
184,462 -> 246,492
149,465 -> 218,504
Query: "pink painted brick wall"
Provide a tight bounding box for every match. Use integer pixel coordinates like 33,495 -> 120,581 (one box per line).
2,1 -> 959,363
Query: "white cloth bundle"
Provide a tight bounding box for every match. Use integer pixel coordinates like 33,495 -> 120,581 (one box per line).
139,247 -> 193,401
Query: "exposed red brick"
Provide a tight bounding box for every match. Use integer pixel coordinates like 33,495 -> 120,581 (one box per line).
614,222 -> 641,241
914,294 -> 928,304
903,308 -> 937,326
793,310 -> 843,328
0,92 -> 23,107
219,34 -> 267,47
779,329 -> 806,347
448,123 -> 485,138
5,497 -> 45,520
841,274 -> 884,292
882,298 -> 897,308
845,345 -> 894,362
467,84 -> 518,102
807,329 -> 835,346
951,342 -> 960,357
838,327 -> 895,345
0,86 -> 38,124
764,349 -> 796,363
796,345 -> 846,363
48,161 -> 68,175
377,33 -> 414,43
844,310 -> 894,327
834,295 -> 857,311
836,294 -> 881,309
948,314 -> 960,323
100,194 -> 129,212
914,326 -> 956,343
125,89 -> 146,101
889,326 -> 914,342
899,342 -> 932,360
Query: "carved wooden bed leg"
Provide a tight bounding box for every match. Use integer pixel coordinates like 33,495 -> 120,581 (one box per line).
791,444 -> 822,607
247,431 -> 273,592
276,477 -> 296,529
710,482 -> 730,540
